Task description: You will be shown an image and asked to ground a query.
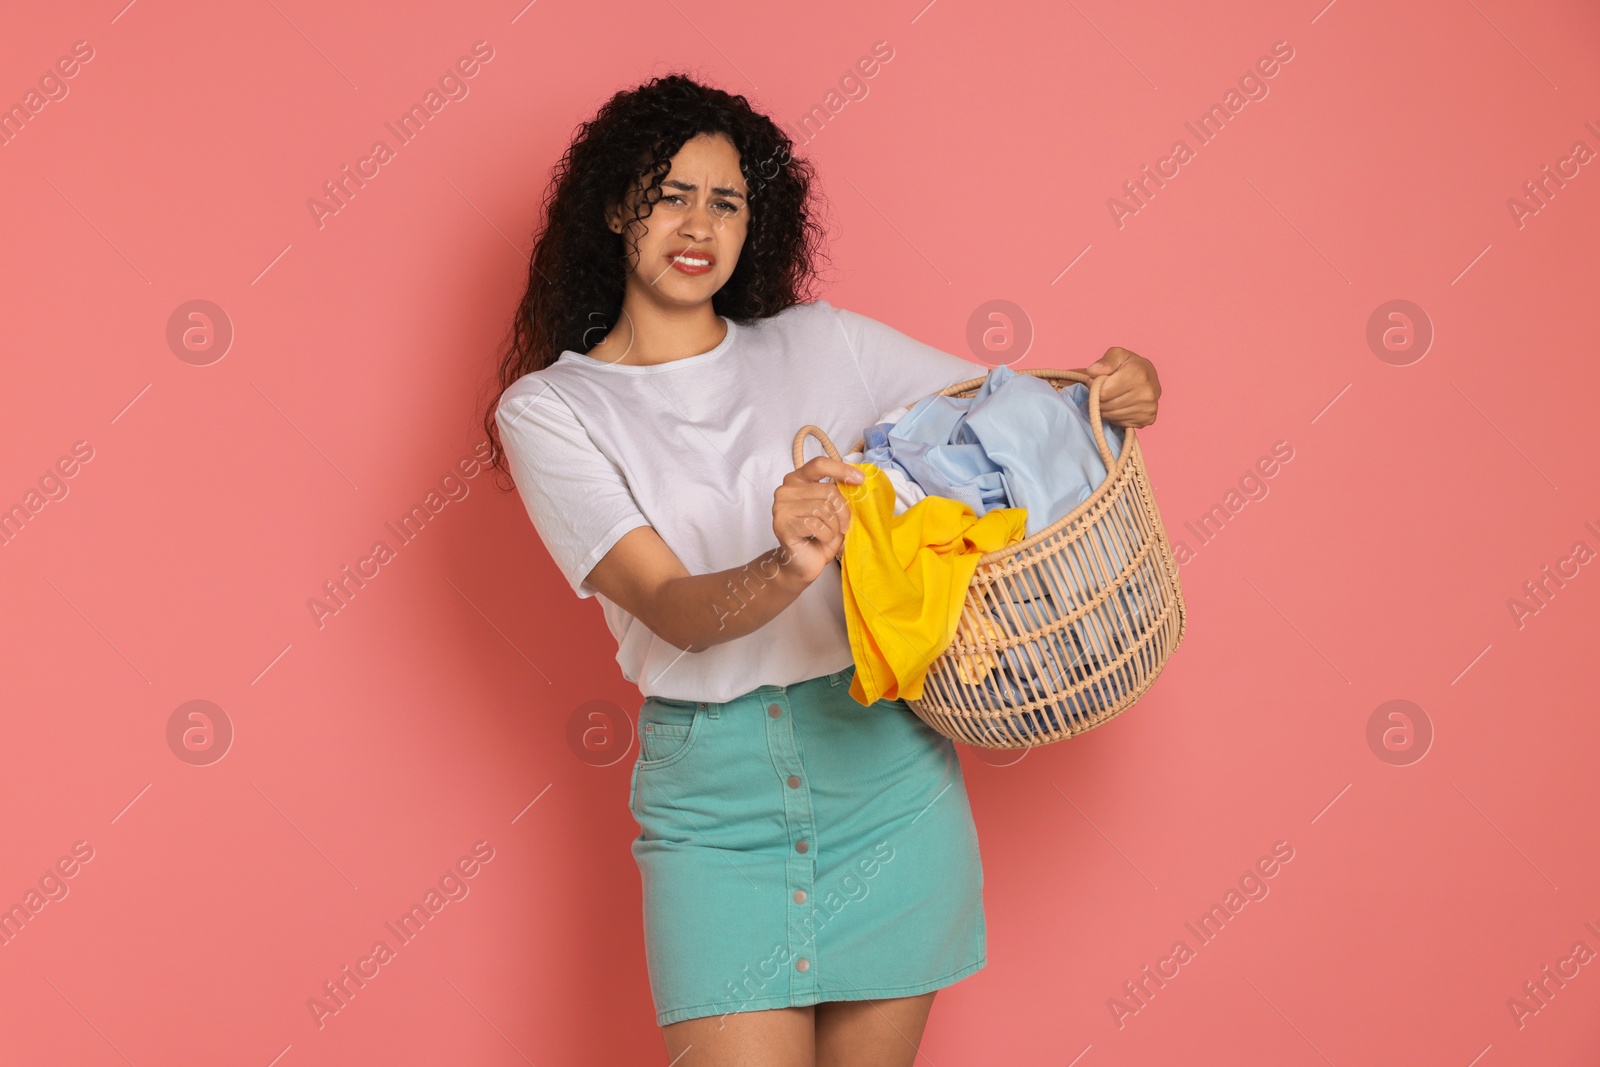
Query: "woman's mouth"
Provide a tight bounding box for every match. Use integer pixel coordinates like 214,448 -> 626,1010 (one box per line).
666,249 -> 715,276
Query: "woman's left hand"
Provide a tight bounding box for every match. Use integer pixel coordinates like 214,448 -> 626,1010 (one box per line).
1082,346 -> 1161,428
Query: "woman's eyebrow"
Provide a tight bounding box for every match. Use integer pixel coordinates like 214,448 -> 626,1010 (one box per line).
662,178 -> 746,201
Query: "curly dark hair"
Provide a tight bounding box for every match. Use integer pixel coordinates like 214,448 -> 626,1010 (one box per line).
479,71 -> 830,483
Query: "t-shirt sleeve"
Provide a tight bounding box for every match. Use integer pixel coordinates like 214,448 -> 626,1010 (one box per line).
826,300 -> 987,416
495,379 -> 651,600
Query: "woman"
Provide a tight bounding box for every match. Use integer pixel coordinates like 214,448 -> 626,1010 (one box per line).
483,73 -> 1161,1066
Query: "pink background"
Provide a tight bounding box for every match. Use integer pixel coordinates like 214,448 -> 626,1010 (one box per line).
3,0 -> 1598,1063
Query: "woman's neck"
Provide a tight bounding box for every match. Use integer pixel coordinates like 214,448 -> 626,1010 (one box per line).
588,295 -> 727,367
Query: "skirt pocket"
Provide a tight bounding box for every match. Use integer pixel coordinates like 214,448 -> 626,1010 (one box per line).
631,696 -> 744,840
631,698 -> 703,816
636,698 -> 704,769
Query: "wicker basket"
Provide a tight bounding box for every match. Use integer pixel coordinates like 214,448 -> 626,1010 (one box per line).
791,368 -> 1186,749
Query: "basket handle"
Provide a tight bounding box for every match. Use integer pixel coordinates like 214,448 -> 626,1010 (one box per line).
790,366 -> 1121,473
791,424 -> 842,469
1086,370 -> 1118,471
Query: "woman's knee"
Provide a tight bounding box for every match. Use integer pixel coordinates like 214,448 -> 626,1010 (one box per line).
814,992 -> 937,1067
662,1004 -> 815,1066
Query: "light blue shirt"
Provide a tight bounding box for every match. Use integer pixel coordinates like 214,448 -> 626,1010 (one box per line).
863,363 -> 1126,537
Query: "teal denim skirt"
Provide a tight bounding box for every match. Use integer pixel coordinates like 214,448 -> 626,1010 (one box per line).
628,662 -> 987,1027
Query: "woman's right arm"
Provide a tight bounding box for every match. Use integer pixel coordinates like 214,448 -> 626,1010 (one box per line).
584,456 -> 865,652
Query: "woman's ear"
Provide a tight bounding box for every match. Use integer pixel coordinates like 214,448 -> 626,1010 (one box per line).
605,181 -> 641,235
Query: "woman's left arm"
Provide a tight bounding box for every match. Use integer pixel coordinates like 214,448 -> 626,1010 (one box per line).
1080,346 -> 1161,429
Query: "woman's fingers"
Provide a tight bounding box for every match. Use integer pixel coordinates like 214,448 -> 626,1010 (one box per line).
778,504 -> 834,545
1088,348 -> 1160,428
779,485 -> 848,542
1097,387 -> 1154,426
788,455 -> 864,487
782,458 -> 863,540
777,462 -> 861,555
773,458 -> 863,581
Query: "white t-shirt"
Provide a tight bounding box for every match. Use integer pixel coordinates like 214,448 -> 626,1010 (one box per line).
494,298 -> 985,702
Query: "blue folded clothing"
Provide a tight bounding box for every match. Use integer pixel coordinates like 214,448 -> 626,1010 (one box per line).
865,364 -> 1127,538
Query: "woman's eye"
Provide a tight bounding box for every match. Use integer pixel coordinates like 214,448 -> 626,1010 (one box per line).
661,194 -> 738,214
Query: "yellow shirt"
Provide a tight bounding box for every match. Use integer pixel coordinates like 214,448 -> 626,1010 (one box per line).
838,463 -> 1028,705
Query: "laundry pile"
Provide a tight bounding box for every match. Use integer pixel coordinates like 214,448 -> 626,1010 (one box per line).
838,364 -> 1160,731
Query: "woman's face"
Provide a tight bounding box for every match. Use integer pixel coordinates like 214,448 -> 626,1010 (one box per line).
608,132 -> 749,309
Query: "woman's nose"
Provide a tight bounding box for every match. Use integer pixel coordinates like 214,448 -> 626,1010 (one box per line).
679,201 -> 713,239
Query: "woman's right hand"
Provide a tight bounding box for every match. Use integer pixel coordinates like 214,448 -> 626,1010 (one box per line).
772,457 -> 864,586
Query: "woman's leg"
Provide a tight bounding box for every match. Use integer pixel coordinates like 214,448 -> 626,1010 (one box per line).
661,1005 -> 816,1066
813,991 -> 937,1067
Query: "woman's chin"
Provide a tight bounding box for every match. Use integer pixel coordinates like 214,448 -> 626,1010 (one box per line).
637,277 -> 724,307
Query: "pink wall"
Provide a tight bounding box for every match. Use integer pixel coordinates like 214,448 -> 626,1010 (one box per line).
3,0 -> 1598,1063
